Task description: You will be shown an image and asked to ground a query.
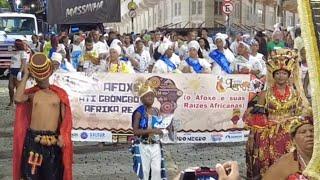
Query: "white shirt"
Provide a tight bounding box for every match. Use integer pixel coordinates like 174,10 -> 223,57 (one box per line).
207,37 -> 214,45
123,44 -> 135,55
11,51 -> 29,68
131,50 -> 151,73
93,41 -> 108,55
179,57 -> 211,73
251,53 -> 266,76
152,53 -> 181,73
230,41 -> 239,55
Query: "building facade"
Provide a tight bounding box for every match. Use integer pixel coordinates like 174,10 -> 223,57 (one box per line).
106,0 -> 299,34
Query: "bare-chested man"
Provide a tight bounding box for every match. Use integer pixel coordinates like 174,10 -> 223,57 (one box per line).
13,53 -> 73,180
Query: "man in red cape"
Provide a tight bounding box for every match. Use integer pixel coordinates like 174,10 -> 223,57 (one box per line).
13,53 -> 73,180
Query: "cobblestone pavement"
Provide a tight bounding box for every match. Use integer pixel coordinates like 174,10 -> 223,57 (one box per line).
0,80 -> 246,180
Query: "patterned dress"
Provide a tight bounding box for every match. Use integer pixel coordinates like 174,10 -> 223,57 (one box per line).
245,86 -> 303,179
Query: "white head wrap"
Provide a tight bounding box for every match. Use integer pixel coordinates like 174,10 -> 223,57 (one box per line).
110,39 -> 122,47
110,44 -> 122,55
215,33 -> 228,46
51,52 -> 63,64
239,41 -> 250,52
188,40 -> 200,51
157,42 -> 172,55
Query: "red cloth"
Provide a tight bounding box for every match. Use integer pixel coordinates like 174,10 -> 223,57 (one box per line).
13,85 -> 73,180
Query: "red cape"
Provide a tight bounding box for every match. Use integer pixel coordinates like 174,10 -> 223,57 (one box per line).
13,85 -> 73,180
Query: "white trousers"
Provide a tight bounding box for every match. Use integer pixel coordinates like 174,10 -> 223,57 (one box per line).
139,143 -> 162,180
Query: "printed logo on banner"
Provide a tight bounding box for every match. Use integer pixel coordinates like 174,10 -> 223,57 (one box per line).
224,131 -> 243,141
72,130 -> 112,142
210,133 -> 223,142
80,132 -> 88,139
216,76 -> 251,93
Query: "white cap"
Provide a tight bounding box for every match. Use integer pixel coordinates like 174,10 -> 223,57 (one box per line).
188,40 -> 200,51
51,52 -> 63,63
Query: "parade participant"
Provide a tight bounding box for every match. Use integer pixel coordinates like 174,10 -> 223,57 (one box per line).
230,32 -> 243,56
79,37 -> 100,74
13,53 -> 73,180
131,81 -> 167,180
123,33 -> 135,55
43,33 -> 52,56
244,49 -> 310,179
91,30 -> 109,59
70,35 -> 83,70
267,30 -> 285,54
129,40 -> 152,73
294,28 -> 304,52
179,30 -> 197,60
263,112 -> 314,180
30,34 -> 41,52
179,40 -> 211,73
8,39 -> 28,107
255,31 -> 268,59
106,44 -> 135,73
201,28 -> 214,45
152,42 -> 181,73
51,52 -> 76,73
231,41 -> 263,76
299,48 -> 311,102
198,37 -> 211,62
250,39 -> 267,79
209,33 -> 234,75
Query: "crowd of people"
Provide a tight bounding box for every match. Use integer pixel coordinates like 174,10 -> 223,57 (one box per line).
9,23 -> 315,180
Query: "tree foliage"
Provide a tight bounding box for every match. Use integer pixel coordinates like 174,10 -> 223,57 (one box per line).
0,0 -> 10,8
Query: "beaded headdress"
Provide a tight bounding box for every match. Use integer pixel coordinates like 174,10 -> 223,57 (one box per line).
267,49 -> 298,74
29,53 -> 53,80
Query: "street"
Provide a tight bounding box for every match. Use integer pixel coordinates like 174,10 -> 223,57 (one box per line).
0,80 -> 246,180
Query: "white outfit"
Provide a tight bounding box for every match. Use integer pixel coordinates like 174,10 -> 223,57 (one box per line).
178,43 -> 189,60
123,44 -> 135,55
301,63 -> 311,97
139,143 -> 162,180
179,57 -> 211,73
11,51 -> 29,68
131,50 -> 152,73
207,37 -> 214,45
250,53 -> 266,77
30,42 -> 41,52
230,41 -> 240,55
152,53 -> 181,73
93,41 -> 108,55
211,48 -> 235,75
294,36 -> 304,52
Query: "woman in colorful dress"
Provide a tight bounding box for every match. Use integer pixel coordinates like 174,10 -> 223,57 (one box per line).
244,49 -> 310,179
263,112 -> 313,180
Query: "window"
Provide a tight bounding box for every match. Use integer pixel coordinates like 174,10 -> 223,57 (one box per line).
192,1 -> 197,15
159,9 -> 162,25
257,9 -> 263,23
175,3 -> 178,16
214,0 -> 222,15
0,17 -> 36,35
198,1 -> 203,15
